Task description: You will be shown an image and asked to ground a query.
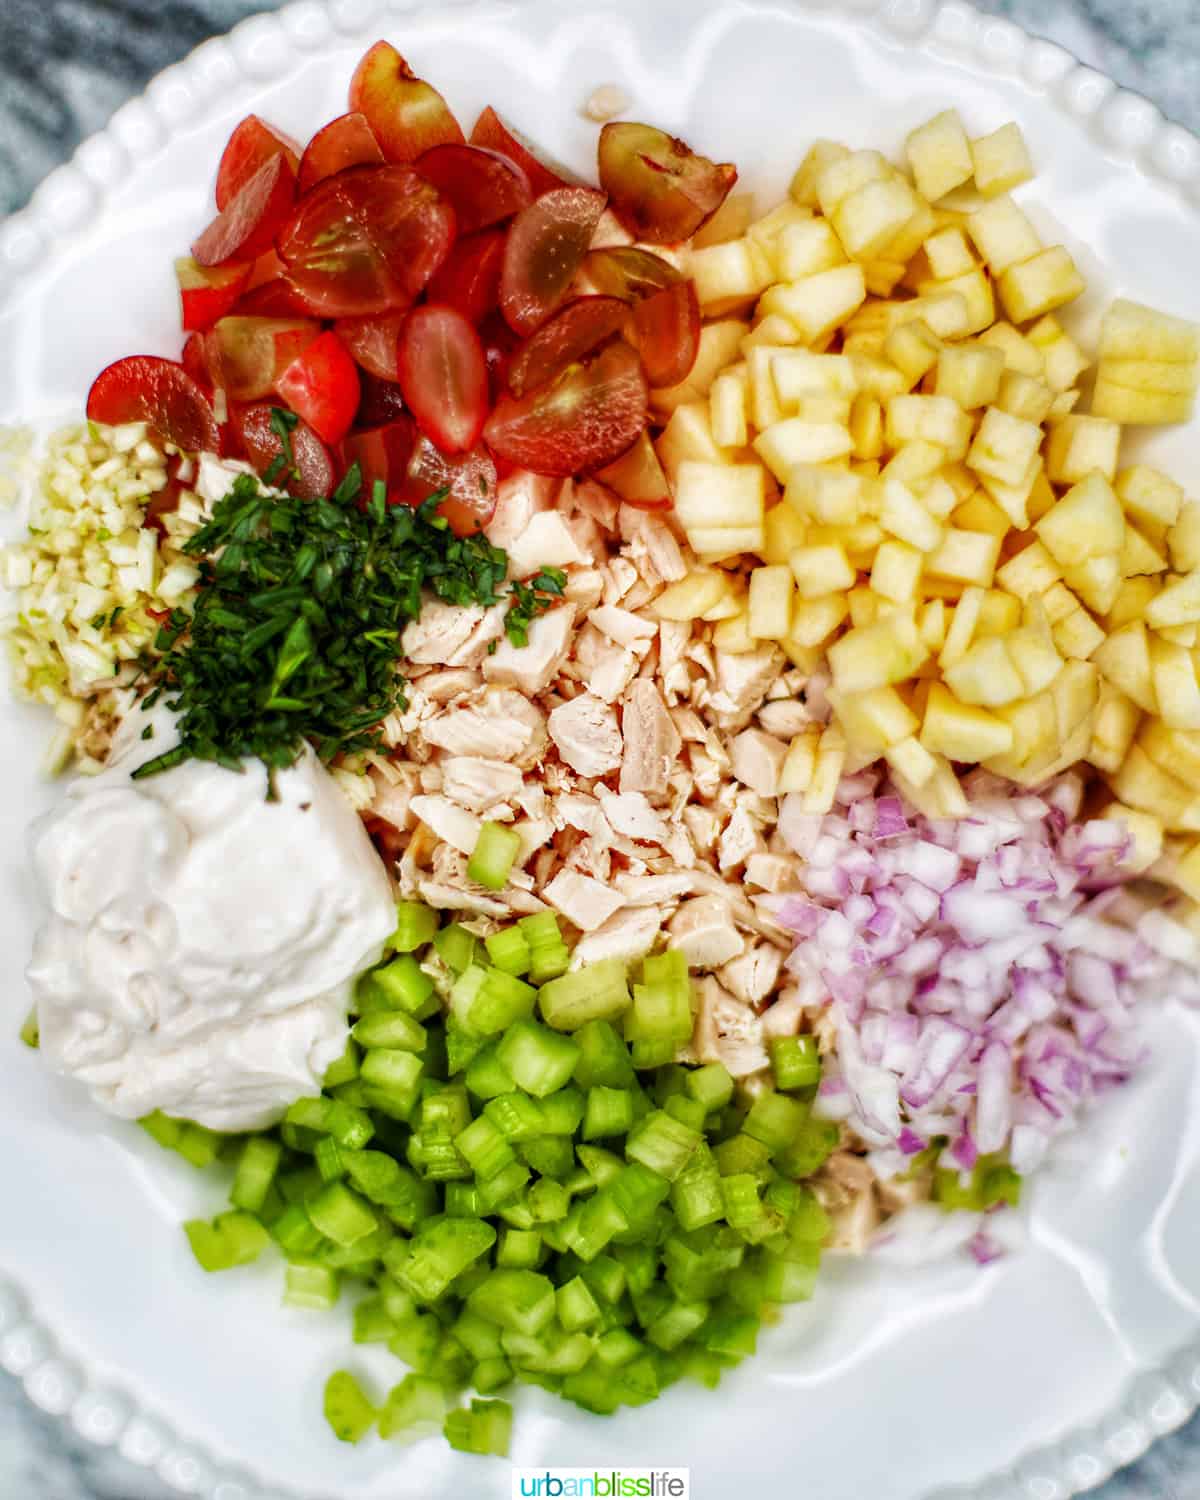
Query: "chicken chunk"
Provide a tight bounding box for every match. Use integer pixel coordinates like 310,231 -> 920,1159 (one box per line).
743,853 -> 798,892
563,568 -> 606,612
703,646 -> 786,730
718,805 -> 767,873
548,693 -> 623,777
506,512 -> 591,579
619,679 -> 681,796
621,509 -> 688,584
401,598 -> 507,667
440,758 -> 525,814
409,794 -> 484,856
588,604 -> 658,648
691,975 -> 769,1077
596,787 -> 669,844
423,687 -> 548,767
554,793 -> 616,843
718,943 -> 785,1006
483,605 -> 576,696
570,905 -> 664,968
615,871 -> 695,906
544,868 -> 625,932
573,624 -> 640,704
668,894 -> 745,969
729,728 -> 788,796
484,469 -> 559,553
757,699 -> 811,739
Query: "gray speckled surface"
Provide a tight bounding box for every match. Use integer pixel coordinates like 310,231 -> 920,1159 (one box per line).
2,2 -> 1200,1497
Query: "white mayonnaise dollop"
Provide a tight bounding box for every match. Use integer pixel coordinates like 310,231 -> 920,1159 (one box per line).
26,704 -> 397,1131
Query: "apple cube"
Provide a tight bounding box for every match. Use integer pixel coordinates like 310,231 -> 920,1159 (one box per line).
1103,576 -> 1159,631
968,405 -> 1043,488
1044,414 -> 1121,486
1062,554 -> 1123,616
1116,466 -> 1185,533
1120,525 -> 1167,577
1093,620 -> 1158,713
710,369 -> 749,449
885,319 -> 943,387
1112,745 -> 1194,827
692,191 -> 755,249
674,461 -> 765,534
920,598 -> 948,651
997,247 -> 1085,323
827,614 -> 928,693
953,490 -> 1011,538
831,685 -> 919,749
803,724 -> 847,814
1100,298 -> 1200,364
652,569 -> 735,622
924,227 -> 976,280
904,291 -> 973,341
891,752 -> 969,817
833,177 -> 922,262
1024,314 -> 1089,392
1036,471 -> 1126,565
789,542 -> 857,598
1087,682 -> 1141,773
1092,382 -> 1196,425
884,734 -> 940,788
772,350 -> 859,407
926,527 -> 1002,587
747,564 -> 795,640
1150,638 -> 1200,729
1051,607 -> 1106,662
687,238 -> 774,315
905,110 -> 973,202
784,464 -> 862,525
770,265 -> 868,345
975,589 -> 1023,637
943,636 -> 1025,705
1169,501 -> 1200,573
920,680 -> 1014,760
754,419 -> 853,481
711,611 -> 757,653
918,268 -> 995,334
996,540 -> 1063,600
877,479 -> 944,552
1145,570 -> 1200,629
977,320 -> 1045,376
815,150 -> 893,218
778,727 -> 820,792
970,122 -> 1035,196
790,592 -> 849,647
1099,358 -> 1199,395
996,371 -> 1054,424
655,402 -> 730,484
935,345 -> 1005,408
789,140 -> 851,207
1007,624 -> 1063,696
776,219 -> 848,280
966,196 -> 1041,274
870,540 -> 924,603
760,501 -> 809,565
1140,720 -> 1200,788
886,394 -> 974,458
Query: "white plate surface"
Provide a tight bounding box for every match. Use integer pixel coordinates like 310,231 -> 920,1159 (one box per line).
4,3 -> 1200,1499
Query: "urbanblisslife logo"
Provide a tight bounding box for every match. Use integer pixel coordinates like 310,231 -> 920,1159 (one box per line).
512,1468 -> 689,1497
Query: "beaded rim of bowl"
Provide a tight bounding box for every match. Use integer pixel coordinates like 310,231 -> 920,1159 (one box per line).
3,2 -> 1200,1497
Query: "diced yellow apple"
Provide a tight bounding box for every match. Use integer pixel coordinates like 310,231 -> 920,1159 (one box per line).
920,680 -> 1014,759
970,122 -> 1035,197
1150,637 -> 1200,729
711,610 -> 758,653
655,402 -> 728,484
1112,745 -> 1195,827
1047,391 -> 1081,420
1116,466 -> 1184,532
830,684 -> 919,749
917,268 -> 995,334
1087,682 -> 1141,773
892,752 -> 970,817
747,564 -> 795,640
1033,473 -> 1125,568
790,592 -> 849,647
881,442 -> 945,490
885,319 -> 943,387
1006,622 -> 1063,696
1166,838 -> 1200,898
920,597 -> 948,651
740,315 -> 804,355
827,614 -> 929,693
789,542 -> 857,598
759,501 -> 809,565
803,723 -> 847,814
925,527 -> 1002,587
776,219 -> 848,280
1092,382 -> 1195,425
997,247 -> 1085,323
674,461 -> 765,534
884,733 -> 940,787
833,177 -> 922,262
1051,607 -> 1106,662
906,110 -> 973,202
1103,577 -> 1159,632
943,636 -> 1025,706
985,692 -> 1058,775
687,238 -> 775,315
847,585 -> 879,629
754,419 -> 853,481
885,394 -> 974,458
652,320 -> 749,414
975,589 -> 1023,637
849,394 -> 884,460
783,464 -> 862,525
967,405 -> 1044,488
1092,620 -> 1158,713
878,479 -> 945,552
789,140 -> 851,207
932,344 -> 1003,410
953,490 -> 1011,538
1145,569 -> 1200,629
996,371 -> 1054,424
1120,524 -> 1167,577
1139,720 -> 1200,787
1044,415 -> 1121,486
691,191 -> 755,248
1026,314 -> 1090,392
996,540 -> 1063,599
1062,554 -> 1123,616
710,369 -> 749,449
965,196 -> 1041,274
924,227 -> 976,280
1099,358 -> 1199,395
977,320 -> 1045,376
778,726 -> 821,791
1169,501 -> 1200,573
919,477 -> 960,522
651,569 -> 734,621
1099,297 -> 1200,363
939,584 -> 984,670
690,528 -> 769,559
768,265 -> 868,345
771,350 -> 859,406
870,539 -> 924,603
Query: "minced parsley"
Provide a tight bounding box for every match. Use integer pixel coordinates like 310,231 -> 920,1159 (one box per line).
133,469 -> 567,787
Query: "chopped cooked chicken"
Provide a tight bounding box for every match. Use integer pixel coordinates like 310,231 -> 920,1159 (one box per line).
544,868 -> 625,932
717,804 -> 766,872
757,699 -> 811,739
513,817 -> 555,865
602,556 -> 640,605
563,568 -> 606,612
369,766 -> 420,830
441,757 -> 525,814
621,509 -> 688,584
729,728 -> 788,796
401,597 -> 507,667
410,794 -> 484,856
595,787 -> 669,844
702,646 -> 786,730
691,975 -> 769,1077
506,512 -> 591,579
548,693 -> 623,777
668,894 -> 744,969
815,1153 -> 882,1253
744,853 -> 799,892
484,469 -> 559,553
483,605 -> 576,696
718,943 -> 785,1006
615,871 -> 695,906
588,604 -> 657,648
423,686 -> 548,767
681,804 -> 721,854
571,624 -> 640,703
619,679 -> 681,796
570,905 -> 664,967
760,983 -> 811,1038
554,793 -> 616,843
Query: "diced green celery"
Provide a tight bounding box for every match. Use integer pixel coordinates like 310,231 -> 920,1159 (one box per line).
630,1038 -> 677,1070
496,1019 -> 581,1097
538,959 -> 632,1031
611,1352 -> 661,1407
184,1211 -> 269,1272
518,1135 -> 575,1179
496,1228 -> 543,1269
389,900 -> 439,953
564,1190 -> 628,1262
467,822 -> 522,891
326,1100 -> 375,1150
743,1090 -> 808,1155
684,1061 -> 734,1113
323,1370 -> 376,1444
286,1097 -> 334,1134
557,1275 -> 602,1331
646,1298 -> 710,1351
532,1087 -> 581,1136
498,1198 -> 537,1231
612,1242 -> 656,1297
664,1095 -> 707,1133
285,1262 -> 340,1310
626,979 -> 692,1047
378,1276 -> 417,1326
307,1183 -> 378,1248
764,1177 -> 799,1221
454,1309 -> 505,1362
769,1034 -> 822,1092
352,1010 -> 427,1052
323,1038 -> 361,1089
388,1312 -> 444,1371
397,1217 -> 496,1303
464,1044 -> 515,1101
443,1397 -> 512,1457
583,1085 -> 636,1140
352,1293 -> 395,1342
280,1164 -> 323,1202
577,1251 -> 626,1307
139,1111 -> 183,1151
785,1186 -> 830,1244
378,1373 -> 446,1444
572,1019 -> 637,1089
467,1269 -> 557,1336
360,1049 -> 424,1117
483,1092 -> 545,1143
562,1361 -> 621,1414
408,1124 -> 470,1182
763,1243 -> 821,1302
703,1304 -> 760,1358
332,1080 -> 369,1108
314,1135 -> 346,1184
576,1144 -> 624,1187
440,1016 -> 482,1080
720,1173 -> 762,1230
175,1122 -> 223,1168
643,950 -> 688,988
444,1181 -> 483,1217
230,1136 -> 283,1213
713,1132 -> 774,1181
474,968 -> 538,1034
670,1153 -> 725,1233
775,1115 -> 840,1178
428,1331 -> 472,1392
475,1159 -> 530,1213
596,1327 -> 642,1367
472,1357 -> 513,1394
518,912 -> 570,982
680,1345 -> 727,1388
342,1152 -> 430,1224
270,1202 -> 323,1257
421,1083 -> 472,1138
528,1178 -> 570,1224
359,954 -> 438,1019
608,1162 -> 672,1228
434,922 -> 478,975
485,926 -> 532,976
626,1110 -> 702,1182
933,1166 -> 983,1211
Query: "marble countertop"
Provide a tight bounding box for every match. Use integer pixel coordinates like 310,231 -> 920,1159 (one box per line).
3,2 -> 1200,1497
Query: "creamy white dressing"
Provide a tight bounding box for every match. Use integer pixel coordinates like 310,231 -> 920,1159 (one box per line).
27,704 -> 397,1130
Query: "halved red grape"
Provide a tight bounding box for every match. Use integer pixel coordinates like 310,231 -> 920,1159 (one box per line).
582,244 -> 682,301
593,431 -> 672,510
297,111 -> 385,194
479,311 -> 520,406
400,436 -> 498,535
277,164 -> 455,317
181,334 -> 214,393
234,401 -> 337,499
597,122 -> 736,244
397,305 -> 489,454
335,312 -> 407,383
193,153 -> 296,267
175,257 -> 253,332
348,42 -> 463,164
484,339 -> 648,476
355,371 -> 408,429
632,279 -> 700,388
469,106 -> 578,198
232,278 -> 316,318
207,316 -> 322,401
341,415 -> 418,504
499,187 -> 607,335
415,144 -> 531,233
87,357 -> 219,453
507,295 -> 629,397
425,228 -> 505,326
215,115 -> 300,211
275,329 -> 361,446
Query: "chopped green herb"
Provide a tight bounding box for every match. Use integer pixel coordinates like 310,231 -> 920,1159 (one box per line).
505,567 -> 567,647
